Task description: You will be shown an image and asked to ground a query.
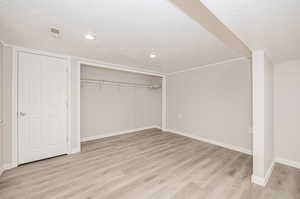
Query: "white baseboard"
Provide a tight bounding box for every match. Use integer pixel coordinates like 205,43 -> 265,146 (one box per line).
69,147 -> 81,154
0,167 -> 3,176
276,157 -> 300,169
165,128 -> 252,155
251,175 -> 266,186
251,161 -> 275,187
0,162 -> 18,173
81,126 -> 161,142
3,163 -> 16,171
264,161 -> 275,185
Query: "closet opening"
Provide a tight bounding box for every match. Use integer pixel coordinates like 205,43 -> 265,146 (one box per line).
79,64 -> 163,142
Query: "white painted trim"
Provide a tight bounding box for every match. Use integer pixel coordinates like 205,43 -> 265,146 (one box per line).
73,59 -> 164,78
3,163 -> 16,171
264,161 -> 275,185
12,47 -> 72,167
165,128 -> 252,155
69,147 -> 81,154
167,57 -> 250,76
0,167 -> 3,176
276,157 -> 300,169
4,43 -> 164,76
251,175 -> 266,186
9,45 -> 70,60
162,76 -> 167,131
1,162 -> 17,173
66,57 -> 72,154
251,161 -> 275,187
74,61 -> 81,154
73,56 -> 164,76
81,126 -> 161,142
11,47 -> 18,168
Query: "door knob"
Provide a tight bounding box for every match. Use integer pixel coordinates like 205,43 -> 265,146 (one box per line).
19,112 -> 26,116
0,120 -> 4,126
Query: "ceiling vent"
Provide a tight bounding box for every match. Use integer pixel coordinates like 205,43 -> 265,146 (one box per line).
50,28 -> 61,38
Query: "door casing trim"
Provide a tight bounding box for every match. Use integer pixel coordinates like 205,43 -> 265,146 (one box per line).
12,47 -> 72,167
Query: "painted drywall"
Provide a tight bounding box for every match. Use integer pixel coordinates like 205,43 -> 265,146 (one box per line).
252,51 -> 274,186
166,58 -> 252,152
201,0 -> 300,64
274,60 -> 300,165
0,46 -> 162,165
1,46 -> 13,166
264,54 -> 274,174
70,58 -> 81,152
0,41 -> 3,173
0,1 -> 241,73
69,56 -> 163,153
80,65 -> 162,140
252,51 -> 265,179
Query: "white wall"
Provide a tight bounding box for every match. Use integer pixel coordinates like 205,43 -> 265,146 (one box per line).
264,54 -> 274,174
0,41 -> 3,174
69,57 -> 164,153
70,58 -> 81,152
252,50 -> 274,186
274,60 -> 300,166
166,58 -> 252,153
80,65 -> 162,140
1,46 -> 13,167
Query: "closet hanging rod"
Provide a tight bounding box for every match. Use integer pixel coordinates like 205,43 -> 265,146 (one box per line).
80,78 -> 161,89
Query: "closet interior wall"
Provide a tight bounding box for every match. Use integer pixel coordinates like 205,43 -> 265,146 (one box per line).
80,65 -> 162,141
0,42 -> 3,173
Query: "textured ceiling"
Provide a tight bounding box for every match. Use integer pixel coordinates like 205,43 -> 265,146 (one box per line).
0,0 -> 241,73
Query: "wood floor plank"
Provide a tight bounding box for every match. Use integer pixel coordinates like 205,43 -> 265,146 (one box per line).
0,129 -> 299,199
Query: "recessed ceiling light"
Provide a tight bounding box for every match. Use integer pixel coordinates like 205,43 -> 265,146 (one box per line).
85,33 -> 96,40
149,52 -> 157,58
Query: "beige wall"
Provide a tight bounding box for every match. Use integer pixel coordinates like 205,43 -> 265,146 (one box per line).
80,65 -> 162,140
274,60 -> 300,164
166,58 -> 252,152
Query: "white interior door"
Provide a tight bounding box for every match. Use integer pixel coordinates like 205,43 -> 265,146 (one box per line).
18,52 -> 68,164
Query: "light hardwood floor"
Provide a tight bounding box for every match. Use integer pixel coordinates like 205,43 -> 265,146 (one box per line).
0,129 -> 299,199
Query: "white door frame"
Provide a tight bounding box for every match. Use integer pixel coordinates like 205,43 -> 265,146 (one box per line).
75,60 -> 167,152
11,47 -> 72,167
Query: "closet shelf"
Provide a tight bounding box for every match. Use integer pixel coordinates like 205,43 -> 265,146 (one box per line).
80,78 -> 161,89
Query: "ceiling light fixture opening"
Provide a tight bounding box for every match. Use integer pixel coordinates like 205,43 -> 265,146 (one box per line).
149,52 -> 157,58
85,33 -> 96,40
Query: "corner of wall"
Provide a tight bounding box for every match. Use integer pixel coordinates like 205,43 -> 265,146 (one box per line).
69,147 -> 81,155
251,160 -> 275,187
165,128 -> 252,155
